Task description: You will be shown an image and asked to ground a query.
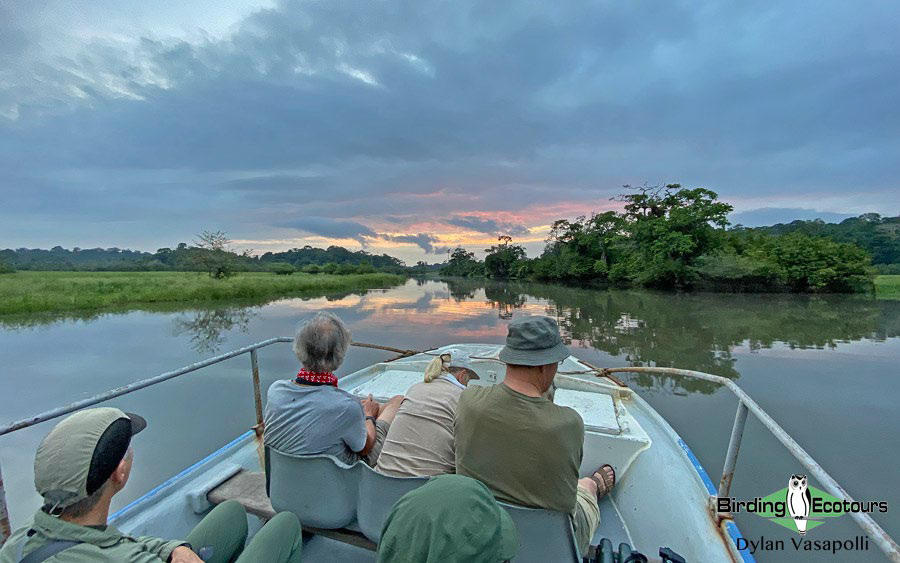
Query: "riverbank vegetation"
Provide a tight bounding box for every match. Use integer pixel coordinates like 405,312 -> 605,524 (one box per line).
1,239 -> 409,275
0,271 -> 406,315
874,276 -> 900,299
442,185 -> 881,293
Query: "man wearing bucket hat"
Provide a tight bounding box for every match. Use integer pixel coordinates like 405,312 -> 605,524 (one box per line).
377,474 -> 517,563
0,407 -> 303,563
455,316 -> 616,557
376,349 -> 480,477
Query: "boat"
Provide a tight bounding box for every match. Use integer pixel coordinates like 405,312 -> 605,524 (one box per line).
1,338 -> 897,562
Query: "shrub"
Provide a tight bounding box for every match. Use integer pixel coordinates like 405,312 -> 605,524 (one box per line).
268,262 -> 297,275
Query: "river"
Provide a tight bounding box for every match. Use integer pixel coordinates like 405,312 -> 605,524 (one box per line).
1,278 -> 897,561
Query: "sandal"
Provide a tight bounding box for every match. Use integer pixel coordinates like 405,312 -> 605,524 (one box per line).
589,464 -> 616,500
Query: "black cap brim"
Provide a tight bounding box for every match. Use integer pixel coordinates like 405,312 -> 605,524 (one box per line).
125,412 -> 147,435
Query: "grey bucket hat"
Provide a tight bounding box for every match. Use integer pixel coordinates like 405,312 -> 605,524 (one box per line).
498,315 -> 571,366
34,407 -> 146,511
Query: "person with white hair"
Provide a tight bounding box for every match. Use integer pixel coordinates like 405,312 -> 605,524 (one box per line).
376,349 -> 479,477
264,311 -> 403,466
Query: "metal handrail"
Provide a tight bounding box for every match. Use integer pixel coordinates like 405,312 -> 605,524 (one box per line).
0,343 -> 897,560
598,366 -> 900,562
0,337 -> 417,544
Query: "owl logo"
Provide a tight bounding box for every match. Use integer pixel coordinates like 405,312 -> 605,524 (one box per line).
787,474 -> 811,534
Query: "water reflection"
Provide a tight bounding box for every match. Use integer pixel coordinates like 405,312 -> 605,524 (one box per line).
2,277 -> 898,543
172,307 -> 259,353
444,277 -> 900,394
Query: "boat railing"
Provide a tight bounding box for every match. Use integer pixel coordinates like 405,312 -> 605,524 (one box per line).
594,365 -> 899,562
0,340 -> 896,561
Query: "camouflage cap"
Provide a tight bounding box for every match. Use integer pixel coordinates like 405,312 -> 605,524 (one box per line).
34,407 -> 146,511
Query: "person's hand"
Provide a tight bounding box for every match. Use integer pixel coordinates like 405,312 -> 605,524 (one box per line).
361,394 -> 380,418
169,546 -> 203,563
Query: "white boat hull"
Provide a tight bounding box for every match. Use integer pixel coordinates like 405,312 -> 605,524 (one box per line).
110,344 -> 753,562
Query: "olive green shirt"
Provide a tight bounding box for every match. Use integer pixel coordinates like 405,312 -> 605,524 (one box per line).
454,383 -> 584,513
0,509 -> 185,562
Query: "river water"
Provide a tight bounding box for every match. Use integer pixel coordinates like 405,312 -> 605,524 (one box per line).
1,278 -> 897,561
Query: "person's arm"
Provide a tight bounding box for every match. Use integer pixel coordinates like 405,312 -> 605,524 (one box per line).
357,417 -> 377,456
355,395 -> 380,456
131,536 -> 192,562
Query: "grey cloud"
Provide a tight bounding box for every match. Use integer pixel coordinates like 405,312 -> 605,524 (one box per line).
380,233 -> 441,254
276,216 -> 378,245
0,0 -> 898,251
446,216 -> 530,237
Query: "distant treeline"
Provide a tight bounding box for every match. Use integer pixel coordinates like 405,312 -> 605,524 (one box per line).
442,185 -> 896,293
742,215 -> 900,270
0,244 -> 409,275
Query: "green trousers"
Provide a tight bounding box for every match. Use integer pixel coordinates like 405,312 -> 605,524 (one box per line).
185,500 -> 303,563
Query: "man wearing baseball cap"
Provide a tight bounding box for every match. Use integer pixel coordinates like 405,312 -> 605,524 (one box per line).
454,316 -> 617,557
0,407 -> 302,563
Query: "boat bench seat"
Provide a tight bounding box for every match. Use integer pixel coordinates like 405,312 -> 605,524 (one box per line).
263,447 -> 583,562
266,448 -> 429,545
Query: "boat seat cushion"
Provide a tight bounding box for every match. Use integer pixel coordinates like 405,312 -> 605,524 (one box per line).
266,448 -> 429,543
266,448 -> 584,559
356,464 -> 429,543
267,450 -> 361,529
500,502 -> 581,563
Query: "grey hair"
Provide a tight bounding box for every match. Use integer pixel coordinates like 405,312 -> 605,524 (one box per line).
293,311 -> 352,373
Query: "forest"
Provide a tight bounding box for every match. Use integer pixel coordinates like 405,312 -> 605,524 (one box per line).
441,185 -> 893,293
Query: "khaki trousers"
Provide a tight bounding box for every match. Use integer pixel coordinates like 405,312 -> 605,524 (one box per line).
571,485 -> 601,556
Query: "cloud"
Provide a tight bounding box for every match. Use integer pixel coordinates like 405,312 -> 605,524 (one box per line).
380,233 -> 443,254
0,0 -> 898,256
276,217 -> 377,246
446,216 -> 530,237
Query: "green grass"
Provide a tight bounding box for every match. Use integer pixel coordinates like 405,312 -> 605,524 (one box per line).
874,275 -> 900,300
0,271 -> 406,315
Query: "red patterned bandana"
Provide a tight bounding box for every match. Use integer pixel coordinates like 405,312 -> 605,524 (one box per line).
295,369 -> 338,387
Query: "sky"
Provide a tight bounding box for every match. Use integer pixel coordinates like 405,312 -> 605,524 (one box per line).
2,0 -> 898,263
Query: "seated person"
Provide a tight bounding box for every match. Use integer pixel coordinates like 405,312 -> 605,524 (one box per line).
264,311 -> 402,466
0,407 -> 302,563
455,315 -> 616,557
377,349 -> 479,477
377,474 -> 518,563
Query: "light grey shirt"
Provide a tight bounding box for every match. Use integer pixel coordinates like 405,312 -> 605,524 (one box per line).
376,378 -> 462,477
264,379 -> 367,465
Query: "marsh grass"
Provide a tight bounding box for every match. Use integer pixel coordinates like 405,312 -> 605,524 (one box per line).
874,275 -> 900,300
0,271 -> 406,315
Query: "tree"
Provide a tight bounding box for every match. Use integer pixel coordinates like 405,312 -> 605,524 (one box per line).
267,262 -> 297,275
0,256 -> 14,274
533,212 -> 626,281
193,230 -> 237,279
618,184 -> 733,288
484,236 -> 527,278
441,247 -> 484,277
770,234 -> 872,293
